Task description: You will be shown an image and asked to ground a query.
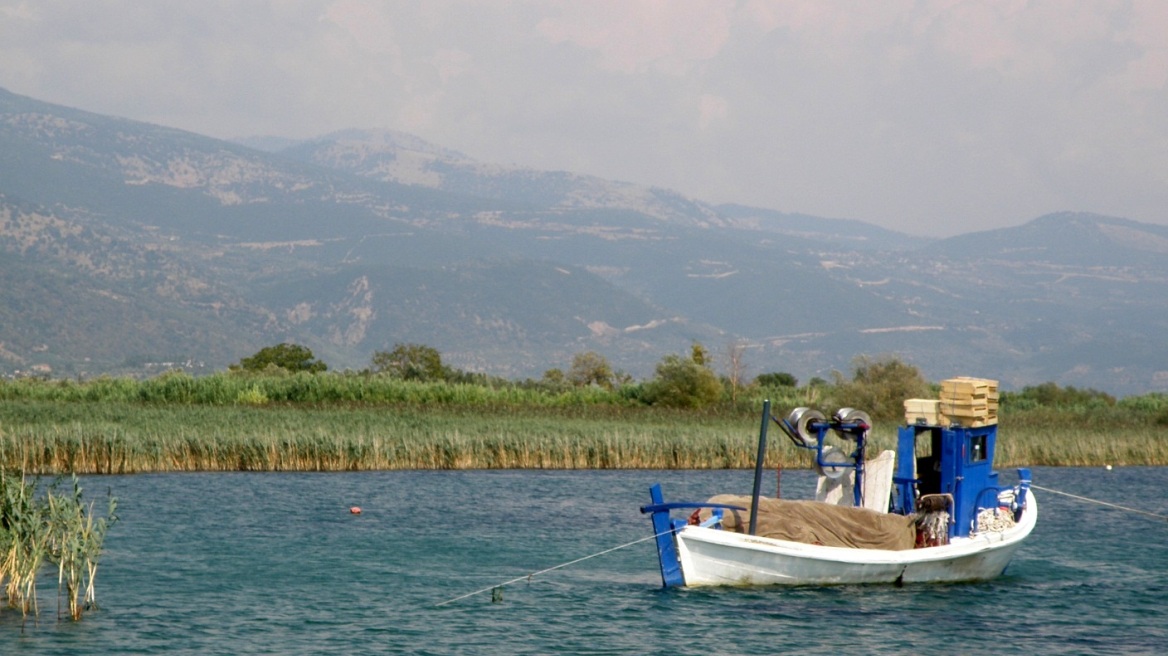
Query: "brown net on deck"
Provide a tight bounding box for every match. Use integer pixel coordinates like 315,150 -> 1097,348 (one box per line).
697,495 -> 918,551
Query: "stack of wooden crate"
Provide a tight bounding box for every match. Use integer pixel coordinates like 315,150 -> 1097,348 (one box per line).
939,377 -> 999,427
903,377 -> 1000,426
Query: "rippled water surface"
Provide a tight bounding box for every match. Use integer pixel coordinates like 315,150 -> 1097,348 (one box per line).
6,467 -> 1167,654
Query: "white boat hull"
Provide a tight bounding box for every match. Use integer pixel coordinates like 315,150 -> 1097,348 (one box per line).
674,493 -> 1037,587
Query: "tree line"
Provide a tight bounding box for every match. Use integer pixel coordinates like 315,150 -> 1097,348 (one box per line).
231,341 -> 734,409
227,342 -> 1165,421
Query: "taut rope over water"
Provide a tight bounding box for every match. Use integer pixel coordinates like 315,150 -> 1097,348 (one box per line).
438,482 -> 1167,607
1030,484 -> 1168,522
435,530 -> 669,607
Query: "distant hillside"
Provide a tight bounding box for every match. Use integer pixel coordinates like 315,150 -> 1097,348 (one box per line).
276,128 -> 730,229
933,211 -> 1168,266
713,203 -> 932,251
3,87 -> 1168,395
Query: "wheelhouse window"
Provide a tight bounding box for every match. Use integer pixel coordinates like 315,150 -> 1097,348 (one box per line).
969,434 -> 987,462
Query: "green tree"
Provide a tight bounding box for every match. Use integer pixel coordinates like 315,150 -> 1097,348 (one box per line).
643,345 -> 723,408
233,343 -> 327,373
756,372 -> 798,387
567,351 -> 615,389
690,342 -> 709,367
540,368 -> 568,390
1003,382 -> 1115,409
371,343 -> 447,381
827,355 -> 928,421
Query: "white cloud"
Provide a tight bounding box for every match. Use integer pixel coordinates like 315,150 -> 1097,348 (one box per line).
324,0 -> 403,57
0,0 -> 35,20
0,0 -> 1165,235
697,93 -> 728,131
536,0 -> 732,75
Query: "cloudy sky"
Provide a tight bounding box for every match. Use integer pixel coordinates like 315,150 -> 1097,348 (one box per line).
2,1 -> 1166,236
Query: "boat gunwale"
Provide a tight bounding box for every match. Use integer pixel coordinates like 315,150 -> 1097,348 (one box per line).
676,492 -> 1038,567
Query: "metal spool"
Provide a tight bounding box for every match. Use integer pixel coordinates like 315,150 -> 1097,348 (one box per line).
786,407 -> 825,448
833,407 -> 871,441
815,445 -> 854,479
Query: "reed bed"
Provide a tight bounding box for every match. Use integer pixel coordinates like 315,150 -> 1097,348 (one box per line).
2,399 -> 1165,474
0,372 -> 636,408
992,407 -> 1168,466
0,471 -> 117,622
0,401 -> 815,473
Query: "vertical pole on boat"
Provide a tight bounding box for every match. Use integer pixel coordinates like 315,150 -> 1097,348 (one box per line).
749,399 -> 771,536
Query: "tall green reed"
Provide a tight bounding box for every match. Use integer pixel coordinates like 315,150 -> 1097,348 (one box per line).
0,471 -> 117,622
2,373 -> 1167,471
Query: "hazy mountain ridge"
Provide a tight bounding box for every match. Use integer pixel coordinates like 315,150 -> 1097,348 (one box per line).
279,128 -> 738,230
2,87 -> 1167,394
933,212 -> 1168,265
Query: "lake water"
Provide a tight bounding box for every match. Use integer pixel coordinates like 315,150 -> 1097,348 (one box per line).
5,467 -> 1167,654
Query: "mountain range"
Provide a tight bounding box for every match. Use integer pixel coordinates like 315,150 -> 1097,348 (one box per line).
2,86 -> 1166,396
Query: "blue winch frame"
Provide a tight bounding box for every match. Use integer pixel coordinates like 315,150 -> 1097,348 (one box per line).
776,413 -> 870,508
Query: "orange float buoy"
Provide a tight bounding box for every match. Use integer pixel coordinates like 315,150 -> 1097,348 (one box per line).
350,506 -> 362,514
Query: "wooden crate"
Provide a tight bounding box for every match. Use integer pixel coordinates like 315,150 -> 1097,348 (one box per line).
941,377 -> 999,399
904,398 -> 946,425
941,378 -> 999,407
956,417 -> 997,427
939,399 -> 990,418
939,377 -> 1000,426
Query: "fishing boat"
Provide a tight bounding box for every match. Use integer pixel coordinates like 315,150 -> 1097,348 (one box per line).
640,381 -> 1036,588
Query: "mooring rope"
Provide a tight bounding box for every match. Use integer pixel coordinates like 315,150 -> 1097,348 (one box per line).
1030,484 -> 1168,522
435,530 -> 668,607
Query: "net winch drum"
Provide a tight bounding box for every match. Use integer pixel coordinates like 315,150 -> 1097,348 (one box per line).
816,445 -> 854,479
832,408 -> 871,440
786,407 -> 826,448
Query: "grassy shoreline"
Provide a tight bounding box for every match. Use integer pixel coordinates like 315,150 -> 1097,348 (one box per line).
3,400 -> 1166,474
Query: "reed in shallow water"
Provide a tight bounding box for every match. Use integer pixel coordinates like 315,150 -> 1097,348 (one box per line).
1,400 -> 1165,472
0,401 -> 798,472
0,470 -> 116,622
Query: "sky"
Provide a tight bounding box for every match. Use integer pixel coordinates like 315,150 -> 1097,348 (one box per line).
2,0 -> 1166,237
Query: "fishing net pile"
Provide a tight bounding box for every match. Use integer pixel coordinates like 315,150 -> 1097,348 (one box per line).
697,495 -> 919,551
975,507 -> 1016,533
